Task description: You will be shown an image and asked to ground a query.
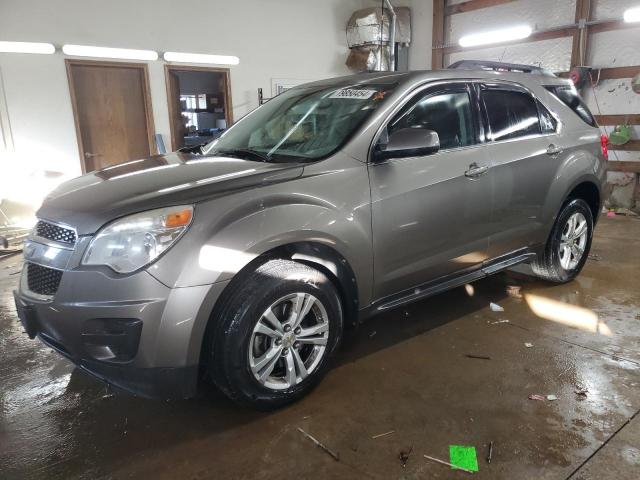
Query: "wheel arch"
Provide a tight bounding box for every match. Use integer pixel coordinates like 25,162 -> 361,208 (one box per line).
198,241 -> 361,375
566,180 -> 601,223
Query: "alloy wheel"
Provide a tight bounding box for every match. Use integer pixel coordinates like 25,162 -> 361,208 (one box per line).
248,293 -> 329,390
558,212 -> 588,270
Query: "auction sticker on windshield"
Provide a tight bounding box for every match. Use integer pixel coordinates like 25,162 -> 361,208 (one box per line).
329,89 -> 377,99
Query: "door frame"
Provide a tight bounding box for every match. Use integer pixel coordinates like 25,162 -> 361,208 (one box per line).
164,64 -> 233,152
65,59 -> 157,173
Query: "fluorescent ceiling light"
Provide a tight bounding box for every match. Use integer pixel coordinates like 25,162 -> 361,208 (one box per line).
459,25 -> 532,48
0,41 -> 55,54
624,6 -> 640,23
62,44 -> 158,61
163,51 -> 240,65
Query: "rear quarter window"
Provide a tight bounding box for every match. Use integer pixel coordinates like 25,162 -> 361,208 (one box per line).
544,86 -> 597,128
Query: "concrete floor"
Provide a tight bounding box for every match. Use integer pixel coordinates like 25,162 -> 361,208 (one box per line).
1,215 -> 639,480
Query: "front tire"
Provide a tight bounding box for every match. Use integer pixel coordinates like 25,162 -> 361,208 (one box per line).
532,198 -> 594,283
209,259 -> 343,410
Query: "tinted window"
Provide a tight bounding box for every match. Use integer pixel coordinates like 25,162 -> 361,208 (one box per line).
544,85 -> 597,127
483,89 -> 542,141
537,100 -> 557,134
388,90 -> 476,150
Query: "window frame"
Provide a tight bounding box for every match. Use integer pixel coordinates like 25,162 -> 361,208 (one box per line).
478,82 -> 562,144
369,80 -> 484,163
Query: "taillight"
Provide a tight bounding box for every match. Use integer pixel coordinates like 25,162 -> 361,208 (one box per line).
600,134 -> 609,161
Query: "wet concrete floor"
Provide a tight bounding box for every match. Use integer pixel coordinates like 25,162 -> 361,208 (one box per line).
1,215 -> 639,479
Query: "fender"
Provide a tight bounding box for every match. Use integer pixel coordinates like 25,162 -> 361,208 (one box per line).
538,132 -> 606,243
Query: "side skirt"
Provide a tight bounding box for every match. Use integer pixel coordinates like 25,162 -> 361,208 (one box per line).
362,248 -> 537,318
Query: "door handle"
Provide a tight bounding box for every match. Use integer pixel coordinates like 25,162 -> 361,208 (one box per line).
465,163 -> 490,178
546,144 -> 563,156
84,152 -> 102,158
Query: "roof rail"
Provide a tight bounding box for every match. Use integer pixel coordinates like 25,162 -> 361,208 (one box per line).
448,60 -> 556,77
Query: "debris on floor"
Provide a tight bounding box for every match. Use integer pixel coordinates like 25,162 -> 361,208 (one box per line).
588,253 -> 601,261
297,427 -> 340,461
450,445 -> 479,473
465,354 -> 491,360
506,285 -> 522,299
423,453 -> 474,474
486,441 -> 493,464
490,302 -> 504,312
575,387 -> 589,397
528,394 -> 558,401
490,319 -> 509,325
398,446 -> 413,468
369,331 -> 377,338
371,430 -> 395,439
524,342 -> 534,348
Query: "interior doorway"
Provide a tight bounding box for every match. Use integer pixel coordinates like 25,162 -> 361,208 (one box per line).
165,65 -> 233,151
66,60 -> 156,173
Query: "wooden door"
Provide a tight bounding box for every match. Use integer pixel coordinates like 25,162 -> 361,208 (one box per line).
67,60 -> 156,172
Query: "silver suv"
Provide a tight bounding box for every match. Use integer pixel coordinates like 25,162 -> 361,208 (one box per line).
14,61 -> 607,409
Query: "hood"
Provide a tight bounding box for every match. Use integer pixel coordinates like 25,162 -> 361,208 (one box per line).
38,152 -> 303,235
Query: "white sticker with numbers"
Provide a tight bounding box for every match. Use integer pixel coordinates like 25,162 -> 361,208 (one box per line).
329,89 -> 377,99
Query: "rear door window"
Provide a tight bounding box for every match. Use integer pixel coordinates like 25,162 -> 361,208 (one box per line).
544,85 -> 597,127
482,88 -> 542,141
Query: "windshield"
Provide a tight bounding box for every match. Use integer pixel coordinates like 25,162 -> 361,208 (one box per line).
202,83 -> 395,162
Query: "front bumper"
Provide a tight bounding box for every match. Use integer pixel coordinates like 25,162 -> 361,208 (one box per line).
14,264 -> 229,400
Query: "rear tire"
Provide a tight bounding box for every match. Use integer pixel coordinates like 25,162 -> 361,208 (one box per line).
209,259 -> 343,410
532,198 -> 594,283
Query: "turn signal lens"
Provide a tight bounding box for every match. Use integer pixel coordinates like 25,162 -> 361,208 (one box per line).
165,208 -> 193,228
600,134 -> 609,161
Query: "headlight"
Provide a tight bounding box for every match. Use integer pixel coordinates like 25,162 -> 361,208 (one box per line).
82,205 -> 193,273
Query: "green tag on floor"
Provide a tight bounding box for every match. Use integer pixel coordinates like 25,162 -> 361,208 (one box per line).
449,445 -> 479,472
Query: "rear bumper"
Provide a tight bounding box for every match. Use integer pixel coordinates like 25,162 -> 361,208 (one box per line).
14,267 -> 229,399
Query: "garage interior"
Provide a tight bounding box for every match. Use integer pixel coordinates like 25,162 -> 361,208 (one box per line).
1,0 -> 640,479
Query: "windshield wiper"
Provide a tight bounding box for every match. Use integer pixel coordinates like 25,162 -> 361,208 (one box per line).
213,148 -> 271,162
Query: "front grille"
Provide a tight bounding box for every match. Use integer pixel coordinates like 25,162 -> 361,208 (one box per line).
27,263 -> 63,296
35,221 -> 76,245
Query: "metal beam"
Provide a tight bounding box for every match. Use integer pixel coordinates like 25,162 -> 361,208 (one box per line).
445,0 -> 516,16
432,0 -> 446,70
596,114 -> 640,126
610,140 -> 640,152
597,66 -> 640,80
570,0 -> 591,68
607,161 -> 640,173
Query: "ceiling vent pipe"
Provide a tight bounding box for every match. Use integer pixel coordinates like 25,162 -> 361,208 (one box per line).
384,0 -> 396,72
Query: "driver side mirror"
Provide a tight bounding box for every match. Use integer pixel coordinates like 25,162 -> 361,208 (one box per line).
374,127 -> 440,161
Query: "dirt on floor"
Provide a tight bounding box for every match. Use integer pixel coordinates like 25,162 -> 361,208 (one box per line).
1,215 -> 639,479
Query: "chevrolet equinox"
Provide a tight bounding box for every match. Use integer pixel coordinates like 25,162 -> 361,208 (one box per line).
14,61 -> 607,409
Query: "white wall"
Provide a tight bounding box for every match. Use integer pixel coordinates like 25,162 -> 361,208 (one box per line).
0,0 -> 378,195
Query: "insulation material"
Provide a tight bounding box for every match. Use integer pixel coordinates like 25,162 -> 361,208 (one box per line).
448,37 -> 573,73
346,46 -> 390,72
346,7 -> 411,47
448,0 -> 576,43
592,0 -> 639,20
588,27 -> 640,68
